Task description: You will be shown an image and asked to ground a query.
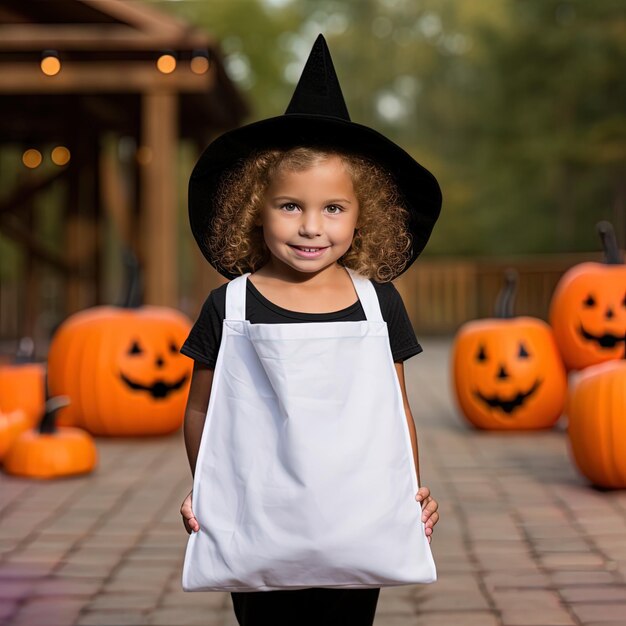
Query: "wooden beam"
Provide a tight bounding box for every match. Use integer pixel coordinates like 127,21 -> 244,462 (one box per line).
0,27 -> 210,50
0,61 -> 215,93
0,169 -> 67,217
0,215 -> 82,276
140,91 -> 178,307
82,0 -> 194,37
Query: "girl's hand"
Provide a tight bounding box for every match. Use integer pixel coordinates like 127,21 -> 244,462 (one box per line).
181,489 -> 200,534
416,486 -> 439,543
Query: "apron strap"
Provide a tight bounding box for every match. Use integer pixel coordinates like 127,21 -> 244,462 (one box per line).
225,273 -> 250,321
346,268 -> 384,322
226,270 -> 382,322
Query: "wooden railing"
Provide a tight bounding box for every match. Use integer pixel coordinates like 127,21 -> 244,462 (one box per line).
0,252 -> 610,350
394,252 -> 605,335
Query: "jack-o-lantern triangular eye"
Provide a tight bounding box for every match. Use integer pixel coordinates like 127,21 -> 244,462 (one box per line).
622,293 -> 626,308
518,343 -> 530,358
128,341 -> 143,355
476,345 -> 487,362
169,342 -> 178,354
583,294 -> 596,307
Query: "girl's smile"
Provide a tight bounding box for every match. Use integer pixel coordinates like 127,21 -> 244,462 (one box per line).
259,156 -> 359,277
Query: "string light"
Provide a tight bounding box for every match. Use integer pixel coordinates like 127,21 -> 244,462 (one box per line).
41,50 -> 61,76
51,146 -> 71,166
156,52 -> 176,74
23,149 -> 43,168
191,50 -> 210,75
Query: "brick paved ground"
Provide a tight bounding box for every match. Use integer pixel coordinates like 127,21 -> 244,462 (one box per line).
1,338 -> 626,626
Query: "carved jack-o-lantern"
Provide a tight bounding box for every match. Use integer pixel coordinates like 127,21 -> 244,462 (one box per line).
47,252 -> 193,436
47,306 -> 192,436
550,222 -> 626,371
453,270 -> 567,430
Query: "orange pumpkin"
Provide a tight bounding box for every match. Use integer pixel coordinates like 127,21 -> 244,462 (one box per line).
0,362 -> 46,426
567,358 -> 626,488
549,221 -> 626,371
453,270 -> 567,430
0,409 -> 30,460
47,306 -> 192,436
3,397 -> 97,479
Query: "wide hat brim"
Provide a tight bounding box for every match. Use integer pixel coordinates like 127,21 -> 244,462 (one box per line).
188,36 -> 442,280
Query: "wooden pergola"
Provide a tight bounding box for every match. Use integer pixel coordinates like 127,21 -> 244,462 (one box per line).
0,0 -> 247,341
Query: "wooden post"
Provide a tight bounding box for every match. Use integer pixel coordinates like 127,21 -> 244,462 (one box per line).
140,91 -> 178,306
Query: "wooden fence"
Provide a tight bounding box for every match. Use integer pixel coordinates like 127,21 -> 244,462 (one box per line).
394,252 -> 604,335
0,252 -> 608,354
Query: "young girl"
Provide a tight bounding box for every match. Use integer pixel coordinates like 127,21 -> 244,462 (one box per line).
179,36 -> 441,626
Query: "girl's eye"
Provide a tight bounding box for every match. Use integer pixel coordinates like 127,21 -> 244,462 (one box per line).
325,205 -> 343,214
281,203 -> 299,212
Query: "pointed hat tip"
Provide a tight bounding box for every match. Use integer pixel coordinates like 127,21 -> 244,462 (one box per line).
284,33 -> 350,120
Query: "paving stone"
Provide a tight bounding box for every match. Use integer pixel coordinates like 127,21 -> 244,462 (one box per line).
483,570 -> 550,592
540,552 -> 607,570
559,585 -> 626,603
10,597 -> 86,626
550,570 -> 618,586
87,592 -> 161,611
75,610 -> 148,625
412,613 -> 500,626
31,576 -> 102,597
147,607 -> 226,625
570,603 -> 626,623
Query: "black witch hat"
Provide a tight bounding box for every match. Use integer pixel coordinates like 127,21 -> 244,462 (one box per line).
188,34 -> 442,279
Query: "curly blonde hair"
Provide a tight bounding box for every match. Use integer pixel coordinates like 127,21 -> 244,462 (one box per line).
206,146 -> 412,282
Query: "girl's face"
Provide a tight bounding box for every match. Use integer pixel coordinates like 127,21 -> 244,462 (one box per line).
258,156 -> 359,276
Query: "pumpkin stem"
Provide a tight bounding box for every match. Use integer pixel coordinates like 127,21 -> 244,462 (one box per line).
39,396 -> 71,434
494,268 -> 519,318
597,221 -> 623,265
119,247 -> 143,308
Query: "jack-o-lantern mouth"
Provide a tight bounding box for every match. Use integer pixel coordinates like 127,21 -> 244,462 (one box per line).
578,323 -> 625,349
473,379 -> 542,415
119,372 -> 189,399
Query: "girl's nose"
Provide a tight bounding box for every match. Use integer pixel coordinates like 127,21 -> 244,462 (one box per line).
298,211 -> 323,237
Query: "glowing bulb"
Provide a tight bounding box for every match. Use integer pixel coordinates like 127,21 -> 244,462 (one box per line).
51,146 -> 71,166
191,51 -> 210,75
41,50 -> 61,76
23,149 -> 43,168
157,54 -> 176,74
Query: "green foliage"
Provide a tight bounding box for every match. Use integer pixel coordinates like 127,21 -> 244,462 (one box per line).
147,0 -> 626,255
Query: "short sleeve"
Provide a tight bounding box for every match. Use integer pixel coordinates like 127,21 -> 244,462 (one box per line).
372,281 -> 423,362
179,284 -> 227,369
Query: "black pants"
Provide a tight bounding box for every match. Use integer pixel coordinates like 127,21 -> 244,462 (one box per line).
231,588 -> 380,626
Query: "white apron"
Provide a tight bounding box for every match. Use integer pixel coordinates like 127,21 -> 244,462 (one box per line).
182,269 -> 436,591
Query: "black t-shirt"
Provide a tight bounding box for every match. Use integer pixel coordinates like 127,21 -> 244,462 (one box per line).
180,279 -> 422,368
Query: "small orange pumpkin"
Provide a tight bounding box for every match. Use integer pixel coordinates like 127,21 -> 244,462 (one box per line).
47,252 -> 192,436
0,409 -> 30,460
4,397 -> 97,479
550,221 -> 626,371
0,338 -> 46,426
567,356 -> 626,488
452,270 -> 567,430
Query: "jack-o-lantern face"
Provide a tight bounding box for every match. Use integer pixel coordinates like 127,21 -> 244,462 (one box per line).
550,262 -> 626,370
119,337 -> 189,399
47,306 -> 193,436
452,318 -> 567,430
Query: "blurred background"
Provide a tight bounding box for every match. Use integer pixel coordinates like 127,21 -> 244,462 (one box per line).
1,0 -> 625,356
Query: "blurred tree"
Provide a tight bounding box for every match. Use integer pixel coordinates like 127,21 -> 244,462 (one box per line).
148,0 -> 625,255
